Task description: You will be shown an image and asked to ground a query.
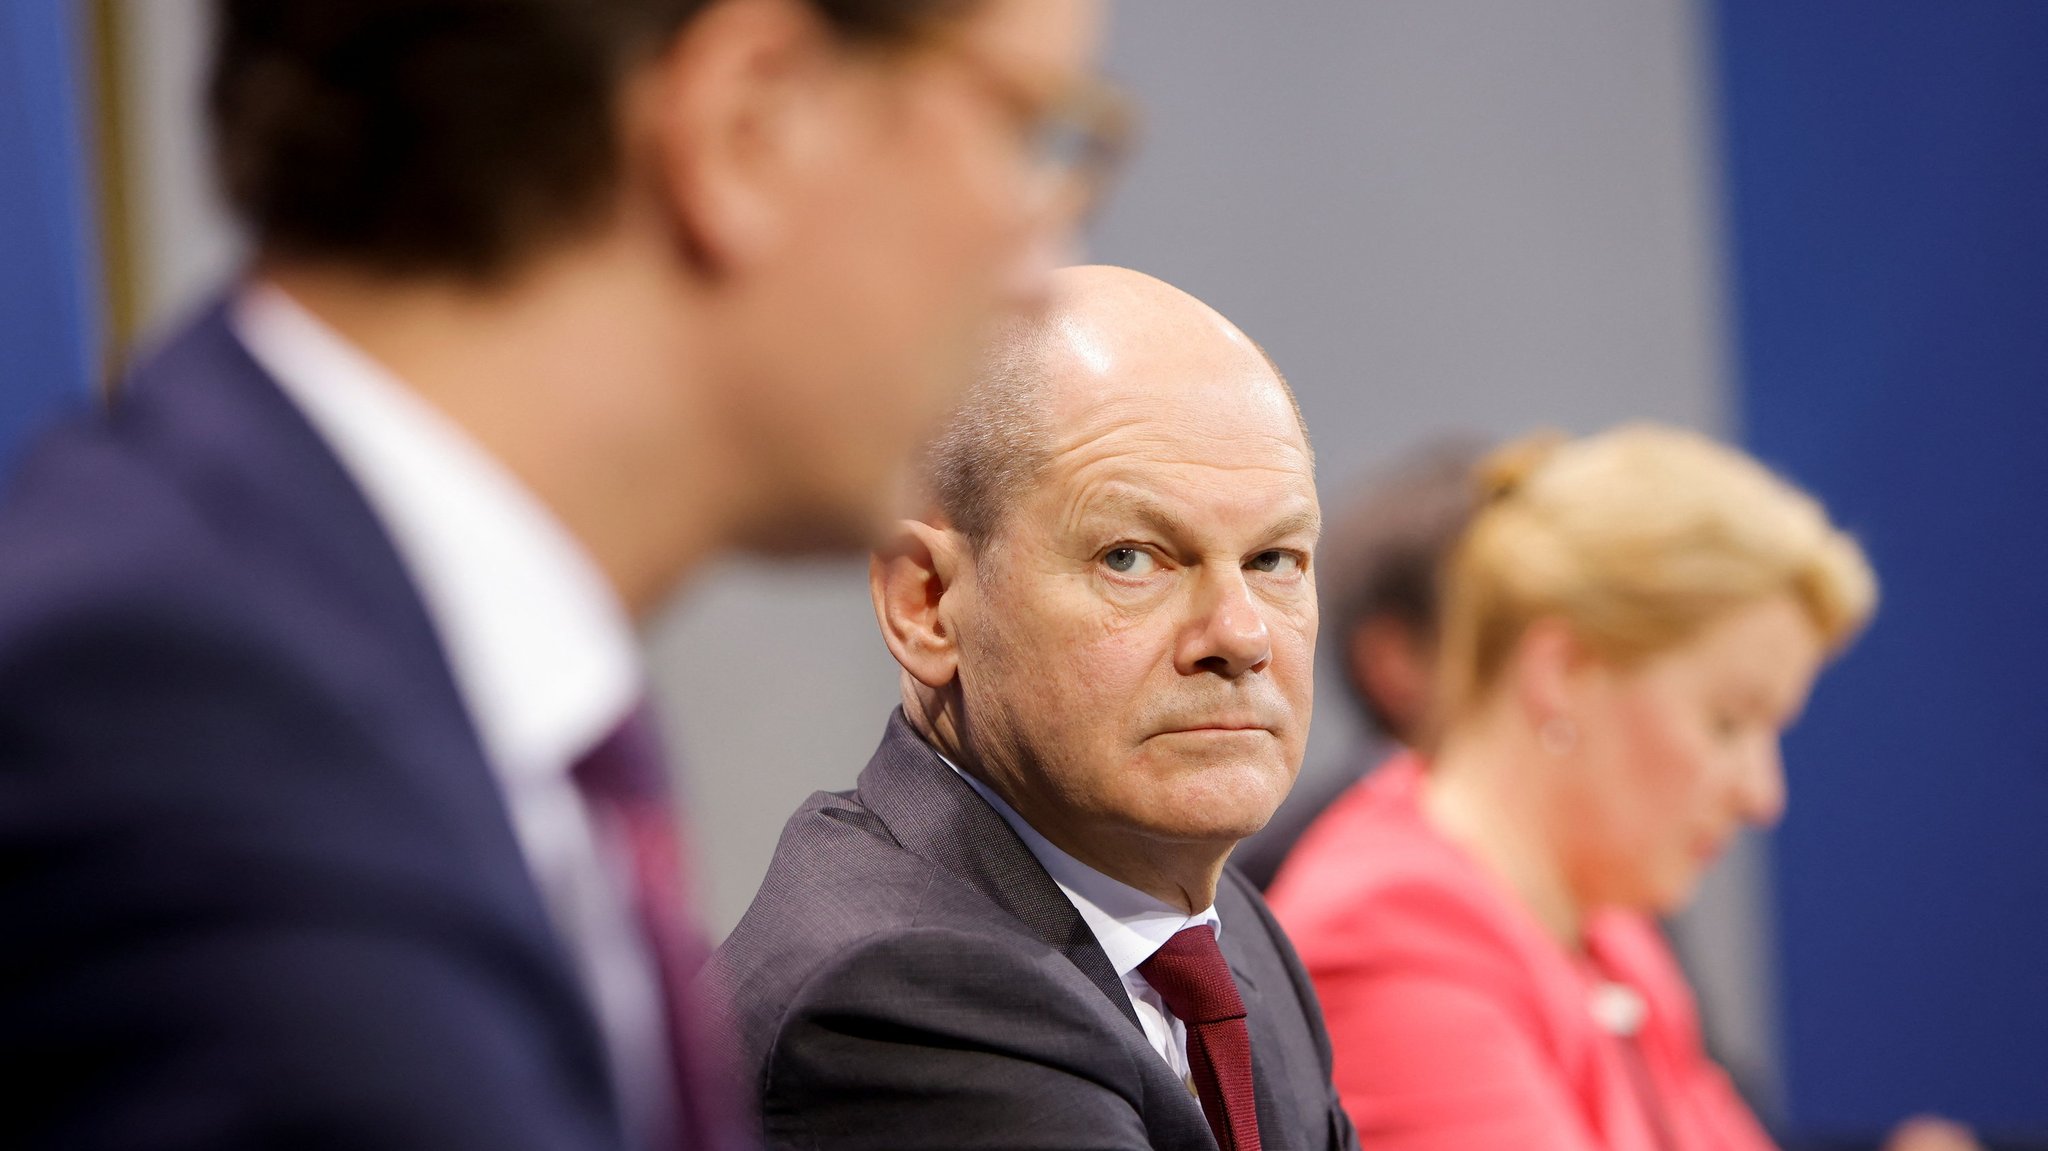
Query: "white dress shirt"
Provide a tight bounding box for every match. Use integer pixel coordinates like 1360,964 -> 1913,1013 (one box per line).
944,758 -> 1222,1088
231,285 -> 672,1138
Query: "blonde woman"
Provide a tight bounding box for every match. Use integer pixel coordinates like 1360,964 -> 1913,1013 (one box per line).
1269,426 -> 1969,1151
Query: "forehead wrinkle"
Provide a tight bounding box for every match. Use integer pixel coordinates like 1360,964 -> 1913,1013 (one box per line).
1061,483 -> 1196,543
1041,402 -> 1317,535
1048,398 -> 1313,473
1053,425 -> 1316,495
1053,463 -> 1323,550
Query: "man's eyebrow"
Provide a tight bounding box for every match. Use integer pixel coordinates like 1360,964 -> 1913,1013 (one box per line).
1078,489 -> 1195,539
1076,490 -> 1322,544
1264,507 -> 1323,544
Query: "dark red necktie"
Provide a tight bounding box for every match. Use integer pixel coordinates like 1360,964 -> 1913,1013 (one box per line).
1137,925 -> 1262,1151
572,702 -> 735,1151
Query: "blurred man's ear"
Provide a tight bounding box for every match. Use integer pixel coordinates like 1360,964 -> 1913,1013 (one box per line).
639,0 -> 842,275
870,520 -> 968,691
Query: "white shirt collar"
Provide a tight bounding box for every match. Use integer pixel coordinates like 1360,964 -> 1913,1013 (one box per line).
230,283 -> 642,781
941,755 -> 1221,977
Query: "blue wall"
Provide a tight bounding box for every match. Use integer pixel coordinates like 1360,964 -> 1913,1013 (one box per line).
1717,2 -> 2048,1143
1,1 -> 99,472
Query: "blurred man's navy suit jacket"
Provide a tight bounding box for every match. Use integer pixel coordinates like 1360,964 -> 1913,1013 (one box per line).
0,307 -> 626,1148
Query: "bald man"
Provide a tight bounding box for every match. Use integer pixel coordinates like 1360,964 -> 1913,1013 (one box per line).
708,266 -> 1359,1151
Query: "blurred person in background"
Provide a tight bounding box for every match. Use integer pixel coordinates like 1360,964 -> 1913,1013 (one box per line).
1270,426 -> 1978,1151
709,265 -> 1357,1151
1232,436 -> 1488,890
0,0 -> 1119,1147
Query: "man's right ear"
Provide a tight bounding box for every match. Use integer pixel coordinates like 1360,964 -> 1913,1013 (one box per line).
640,0 -> 838,276
870,519 -> 967,691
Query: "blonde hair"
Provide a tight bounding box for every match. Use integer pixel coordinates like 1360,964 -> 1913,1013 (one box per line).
1435,423 -> 1878,730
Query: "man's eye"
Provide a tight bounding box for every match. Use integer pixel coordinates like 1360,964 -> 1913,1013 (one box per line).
1248,550 -> 1302,575
1103,547 -> 1154,575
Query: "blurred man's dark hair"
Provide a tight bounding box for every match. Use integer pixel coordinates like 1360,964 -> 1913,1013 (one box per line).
212,0 -> 971,280
1319,435 -> 1490,740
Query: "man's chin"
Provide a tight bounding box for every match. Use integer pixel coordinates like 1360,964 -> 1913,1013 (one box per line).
1126,777 -> 1293,847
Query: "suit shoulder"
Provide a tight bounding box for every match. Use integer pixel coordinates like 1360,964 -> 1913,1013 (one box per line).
711,789 -> 1057,1003
706,791 -> 1125,1083
0,407 -> 261,651
726,787 -> 937,937
0,426 -> 437,890
0,467 -> 322,743
723,922 -> 1155,1151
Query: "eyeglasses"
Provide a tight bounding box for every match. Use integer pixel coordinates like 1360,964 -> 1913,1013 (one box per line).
916,33 -> 1137,221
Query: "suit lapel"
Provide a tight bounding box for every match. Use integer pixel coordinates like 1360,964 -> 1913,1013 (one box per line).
854,711 -> 1140,1028
122,304 -> 603,1068
129,305 -> 463,677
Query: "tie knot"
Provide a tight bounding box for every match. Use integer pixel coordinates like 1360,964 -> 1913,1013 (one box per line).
571,700 -> 671,808
1137,924 -> 1246,1026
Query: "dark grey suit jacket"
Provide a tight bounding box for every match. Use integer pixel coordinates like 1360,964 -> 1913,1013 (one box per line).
707,711 -> 1360,1151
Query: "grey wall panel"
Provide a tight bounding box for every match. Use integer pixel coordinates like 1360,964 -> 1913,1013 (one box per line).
119,0 -> 240,333
646,561 -> 901,936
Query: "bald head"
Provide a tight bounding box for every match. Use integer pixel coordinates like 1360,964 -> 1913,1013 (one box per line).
921,265 -> 1307,548
874,265 -> 1321,904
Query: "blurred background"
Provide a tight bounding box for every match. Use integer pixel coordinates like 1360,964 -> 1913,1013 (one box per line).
4,1 -> 2043,1146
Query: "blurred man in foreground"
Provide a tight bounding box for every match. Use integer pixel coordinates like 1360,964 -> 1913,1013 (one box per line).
0,0 -> 1115,1146
1233,437 -> 1487,889
710,265 -> 1358,1151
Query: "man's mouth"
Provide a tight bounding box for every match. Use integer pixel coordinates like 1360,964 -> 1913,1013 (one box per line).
1154,721 -> 1271,736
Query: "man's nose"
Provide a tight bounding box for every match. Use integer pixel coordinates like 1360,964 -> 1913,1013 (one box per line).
1177,568 -> 1271,679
